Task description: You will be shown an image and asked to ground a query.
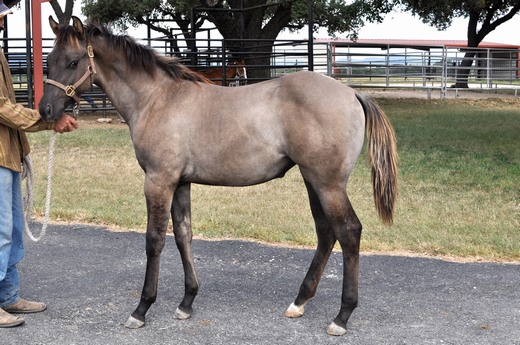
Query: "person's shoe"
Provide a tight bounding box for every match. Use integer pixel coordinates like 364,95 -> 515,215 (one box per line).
3,299 -> 47,314
0,308 -> 25,328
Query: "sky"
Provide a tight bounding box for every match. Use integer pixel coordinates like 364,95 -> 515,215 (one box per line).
6,1 -> 520,46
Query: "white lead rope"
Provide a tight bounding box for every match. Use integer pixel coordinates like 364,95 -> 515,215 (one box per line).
22,131 -> 57,242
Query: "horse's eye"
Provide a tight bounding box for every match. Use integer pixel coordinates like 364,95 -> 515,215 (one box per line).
68,61 -> 78,69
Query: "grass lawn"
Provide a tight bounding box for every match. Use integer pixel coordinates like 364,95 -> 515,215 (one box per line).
26,97 -> 520,262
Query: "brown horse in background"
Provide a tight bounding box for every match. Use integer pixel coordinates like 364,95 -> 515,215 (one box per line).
189,59 -> 247,86
40,17 -> 397,336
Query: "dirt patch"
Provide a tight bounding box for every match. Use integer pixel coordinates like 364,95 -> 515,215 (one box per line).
75,112 -> 128,129
364,87 -> 520,100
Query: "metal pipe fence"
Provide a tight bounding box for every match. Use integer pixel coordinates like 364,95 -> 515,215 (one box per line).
324,43 -> 519,98
4,36 -> 519,112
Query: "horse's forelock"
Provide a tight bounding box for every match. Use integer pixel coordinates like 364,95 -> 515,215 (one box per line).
54,24 -> 83,50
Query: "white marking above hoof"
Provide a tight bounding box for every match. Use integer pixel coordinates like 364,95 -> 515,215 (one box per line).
174,307 -> 191,320
284,302 -> 305,318
326,321 -> 347,336
124,315 -> 145,329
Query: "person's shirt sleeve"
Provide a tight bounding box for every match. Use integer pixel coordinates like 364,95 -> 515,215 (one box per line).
0,96 -> 54,131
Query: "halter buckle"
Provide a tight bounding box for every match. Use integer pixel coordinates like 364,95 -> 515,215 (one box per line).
65,85 -> 76,97
87,45 -> 94,58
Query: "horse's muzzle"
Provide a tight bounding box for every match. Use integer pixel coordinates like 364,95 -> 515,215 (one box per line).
39,102 -> 53,121
39,97 -> 65,122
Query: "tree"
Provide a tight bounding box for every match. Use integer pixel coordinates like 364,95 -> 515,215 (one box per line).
48,0 -> 75,23
399,0 -> 520,88
81,0 -> 393,80
82,0 -> 204,55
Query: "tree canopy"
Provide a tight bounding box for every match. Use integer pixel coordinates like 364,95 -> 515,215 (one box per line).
400,0 -> 520,46
81,0 -> 392,39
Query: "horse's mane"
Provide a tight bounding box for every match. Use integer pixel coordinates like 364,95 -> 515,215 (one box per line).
56,22 -> 209,84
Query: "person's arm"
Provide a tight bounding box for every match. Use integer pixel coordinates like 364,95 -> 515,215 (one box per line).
0,96 -> 78,133
0,96 -> 53,131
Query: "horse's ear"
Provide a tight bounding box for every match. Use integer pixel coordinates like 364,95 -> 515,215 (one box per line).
71,16 -> 85,38
49,16 -> 59,35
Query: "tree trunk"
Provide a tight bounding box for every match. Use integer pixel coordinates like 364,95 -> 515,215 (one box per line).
49,0 -> 74,23
451,50 -> 476,88
240,40 -> 275,83
452,10 -> 480,88
206,1 -> 292,83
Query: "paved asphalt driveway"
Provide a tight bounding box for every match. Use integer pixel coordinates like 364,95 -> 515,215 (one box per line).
3,224 -> 519,345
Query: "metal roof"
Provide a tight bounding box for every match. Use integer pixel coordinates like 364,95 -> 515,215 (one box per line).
314,38 -> 520,50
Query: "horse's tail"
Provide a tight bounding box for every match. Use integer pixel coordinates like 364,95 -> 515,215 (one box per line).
356,93 -> 398,225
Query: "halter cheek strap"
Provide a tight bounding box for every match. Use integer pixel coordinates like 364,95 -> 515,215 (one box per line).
45,45 -> 97,109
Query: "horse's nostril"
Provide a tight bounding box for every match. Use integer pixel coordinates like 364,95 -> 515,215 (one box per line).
39,104 -> 53,121
45,104 -> 52,118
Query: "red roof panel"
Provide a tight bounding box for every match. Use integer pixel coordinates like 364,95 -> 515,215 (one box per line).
314,38 -> 520,49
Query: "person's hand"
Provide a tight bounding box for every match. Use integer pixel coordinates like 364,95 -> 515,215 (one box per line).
54,114 -> 79,133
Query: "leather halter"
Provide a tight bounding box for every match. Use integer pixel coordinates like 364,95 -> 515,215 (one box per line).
236,65 -> 247,79
45,45 -> 97,109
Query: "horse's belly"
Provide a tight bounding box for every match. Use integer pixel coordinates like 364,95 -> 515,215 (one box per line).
185,155 -> 294,187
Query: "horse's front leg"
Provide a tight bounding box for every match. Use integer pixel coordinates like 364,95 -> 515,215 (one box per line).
125,176 -> 174,329
171,183 -> 199,320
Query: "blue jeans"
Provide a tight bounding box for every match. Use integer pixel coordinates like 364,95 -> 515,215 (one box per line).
0,167 -> 24,308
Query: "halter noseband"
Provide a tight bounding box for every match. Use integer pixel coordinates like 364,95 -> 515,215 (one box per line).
236,65 -> 247,79
45,44 -> 97,115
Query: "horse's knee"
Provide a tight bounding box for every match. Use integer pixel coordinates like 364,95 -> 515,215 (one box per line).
145,233 -> 166,256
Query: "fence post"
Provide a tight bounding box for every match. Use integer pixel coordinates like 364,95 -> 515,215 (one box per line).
441,47 -> 447,99
31,0 -> 47,109
307,0 -> 314,71
222,39 -> 227,85
326,43 -> 332,77
486,48 -> 492,88
24,0 -> 34,108
385,47 -> 389,87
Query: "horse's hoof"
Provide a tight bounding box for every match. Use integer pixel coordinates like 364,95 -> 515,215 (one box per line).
326,321 -> 347,336
174,307 -> 191,320
284,302 -> 305,318
124,315 -> 145,329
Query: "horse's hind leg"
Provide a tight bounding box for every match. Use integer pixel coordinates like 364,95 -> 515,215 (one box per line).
322,189 -> 362,336
290,173 -> 362,336
170,183 -> 199,320
285,179 -> 337,318
125,176 -> 174,329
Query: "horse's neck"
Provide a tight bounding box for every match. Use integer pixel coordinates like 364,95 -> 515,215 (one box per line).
94,63 -> 159,128
226,68 -> 237,79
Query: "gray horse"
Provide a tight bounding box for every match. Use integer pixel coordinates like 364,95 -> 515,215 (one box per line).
40,17 -> 398,336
